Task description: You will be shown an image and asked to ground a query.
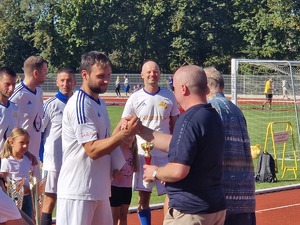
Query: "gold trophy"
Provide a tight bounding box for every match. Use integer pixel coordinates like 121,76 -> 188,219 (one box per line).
141,142 -> 154,189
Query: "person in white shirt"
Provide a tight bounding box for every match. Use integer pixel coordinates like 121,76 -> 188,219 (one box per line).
0,67 -> 19,153
0,128 -> 34,219
9,56 -> 48,180
122,60 -> 179,225
56,51 -> 141,225
40,68 -> 76,225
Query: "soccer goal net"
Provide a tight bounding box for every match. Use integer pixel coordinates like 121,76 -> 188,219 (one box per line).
231,59 -> 300,162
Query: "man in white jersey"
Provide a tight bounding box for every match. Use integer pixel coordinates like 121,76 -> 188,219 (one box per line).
122,60 -> 179,225
0,67 -> 19,152
9,56 -> 48,180
56,51 -> 141,225
40,68 -> 76,225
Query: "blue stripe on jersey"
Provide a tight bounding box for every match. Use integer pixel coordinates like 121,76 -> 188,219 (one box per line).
43,97 -> 57,118
9,83 -> 24,100
76,91 -> 86,124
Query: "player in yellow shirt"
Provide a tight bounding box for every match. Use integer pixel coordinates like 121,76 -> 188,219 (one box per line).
262,78 -> 276,110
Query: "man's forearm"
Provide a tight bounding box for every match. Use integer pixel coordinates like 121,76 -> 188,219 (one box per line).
138,125 -> 171,153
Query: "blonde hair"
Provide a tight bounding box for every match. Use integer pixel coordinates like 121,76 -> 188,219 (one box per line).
0,128 -> 30,159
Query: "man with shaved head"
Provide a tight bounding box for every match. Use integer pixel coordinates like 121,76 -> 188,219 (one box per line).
121,60 -> 179,225
140,65 -> 226,225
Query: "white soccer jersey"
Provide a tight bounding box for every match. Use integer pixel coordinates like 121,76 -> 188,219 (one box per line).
122,87 -> 179,157
1,155 -> 33,187
0,101 -> 19,152
41,91 -> 68,172
57,89 -> 112,201
9,82 -> 44,162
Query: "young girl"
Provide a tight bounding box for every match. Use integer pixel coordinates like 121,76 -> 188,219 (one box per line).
0,128 -> 34,219
110,135 -> 138,225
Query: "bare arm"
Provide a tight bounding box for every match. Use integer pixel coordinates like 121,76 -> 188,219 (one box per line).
138,125 -> 172,153
83,116 -> 141,160
143,163 -> 190,183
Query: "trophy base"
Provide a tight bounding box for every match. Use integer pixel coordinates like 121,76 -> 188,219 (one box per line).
143,180 -> 155,189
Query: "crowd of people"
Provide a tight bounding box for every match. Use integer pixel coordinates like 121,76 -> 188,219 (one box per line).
0,51 -> 256,225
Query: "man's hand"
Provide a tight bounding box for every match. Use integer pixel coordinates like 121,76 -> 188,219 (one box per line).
143,164 -> 158,183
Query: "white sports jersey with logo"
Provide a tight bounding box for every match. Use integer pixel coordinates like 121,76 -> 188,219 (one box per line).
122,87 -> 179,157
9,82 -> 44,161
41,91 -> 68,172
0,101 -> 18,153
57,89 -> 111,200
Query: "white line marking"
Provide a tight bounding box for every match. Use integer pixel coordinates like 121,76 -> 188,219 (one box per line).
256,203 -> 300,213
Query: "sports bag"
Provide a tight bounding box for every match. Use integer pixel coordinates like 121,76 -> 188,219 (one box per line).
255,152 -> 277,183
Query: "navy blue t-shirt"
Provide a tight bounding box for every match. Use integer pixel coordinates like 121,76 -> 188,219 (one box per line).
167,103 -> 226,214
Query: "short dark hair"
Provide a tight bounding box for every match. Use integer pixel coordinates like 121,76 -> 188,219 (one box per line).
0,66 -> 17,78
23,55 -> 48,75
57,67 -> 76,76
80,51 -> 111,73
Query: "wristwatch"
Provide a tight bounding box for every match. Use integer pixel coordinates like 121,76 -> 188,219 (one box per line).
152,170 -> 157,179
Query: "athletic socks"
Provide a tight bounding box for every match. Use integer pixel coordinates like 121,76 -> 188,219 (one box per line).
41,212 -> 52,225
138,208 -> 151,225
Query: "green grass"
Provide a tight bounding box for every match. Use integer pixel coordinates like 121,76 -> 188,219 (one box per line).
106,105 -> 300,206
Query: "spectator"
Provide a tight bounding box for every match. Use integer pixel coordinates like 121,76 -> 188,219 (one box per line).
115,76 -> 121,98
205,66 -> 256,225
124,74 -> 130,97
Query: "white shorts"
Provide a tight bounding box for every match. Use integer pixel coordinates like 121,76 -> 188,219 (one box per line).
0,189 -> 22,223
56,198 -> 113,225
133,154 -> 168,195
43,170 -> 59,194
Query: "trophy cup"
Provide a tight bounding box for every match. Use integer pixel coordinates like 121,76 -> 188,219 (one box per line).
7,178 -> 25,209
141,142 -> 154,189
29,172 -> 47,225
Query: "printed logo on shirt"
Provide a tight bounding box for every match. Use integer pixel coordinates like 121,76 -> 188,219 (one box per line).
27,101 -> 32,105
33,114 -> 42,132
158,101 -> 167,110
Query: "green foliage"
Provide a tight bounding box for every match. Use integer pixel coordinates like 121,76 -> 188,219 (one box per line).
0,0 -> 300,73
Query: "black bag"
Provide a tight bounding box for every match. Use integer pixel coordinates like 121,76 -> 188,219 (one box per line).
255,152 -> 277,183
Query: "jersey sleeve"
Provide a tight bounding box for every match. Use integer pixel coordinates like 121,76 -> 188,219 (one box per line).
72,102 -> 99,145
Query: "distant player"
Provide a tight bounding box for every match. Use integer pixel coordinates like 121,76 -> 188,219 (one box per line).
262,77 -> 276,110
282,79 -> 290,100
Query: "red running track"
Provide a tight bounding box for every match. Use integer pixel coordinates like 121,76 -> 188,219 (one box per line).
127,187 -> 300,225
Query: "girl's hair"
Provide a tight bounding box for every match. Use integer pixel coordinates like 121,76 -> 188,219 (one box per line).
0,128 -> 30,159
131,137 -> 139,172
